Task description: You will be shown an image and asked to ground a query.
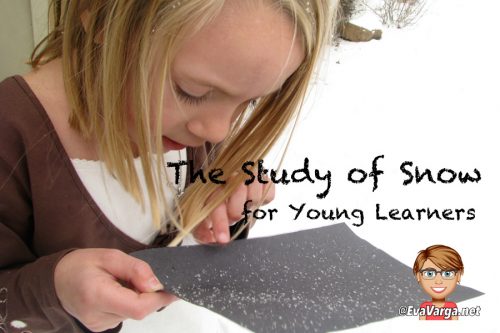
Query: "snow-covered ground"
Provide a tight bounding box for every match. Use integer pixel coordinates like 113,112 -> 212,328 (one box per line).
250,0 -> 499,331
124,0 -> 499,331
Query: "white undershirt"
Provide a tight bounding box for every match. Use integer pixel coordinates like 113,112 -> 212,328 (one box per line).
71,149 -> 187,245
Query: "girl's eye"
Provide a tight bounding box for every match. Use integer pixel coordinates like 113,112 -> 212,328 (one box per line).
174,84 -> 208,106
442,271 -> 455,279
423,271 -> 435,278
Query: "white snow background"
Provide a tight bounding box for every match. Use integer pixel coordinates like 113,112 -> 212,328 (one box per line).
124,0 -> 499,331
252,0 -> 499,331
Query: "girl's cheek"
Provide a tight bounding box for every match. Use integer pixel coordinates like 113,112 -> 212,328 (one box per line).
161,103 -> 188,135
161,107 -> 172,131
161,93 -> 179,125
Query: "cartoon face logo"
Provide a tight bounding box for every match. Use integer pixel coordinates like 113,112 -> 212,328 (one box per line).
416,259 -> 461,300
413,245 -> 464,320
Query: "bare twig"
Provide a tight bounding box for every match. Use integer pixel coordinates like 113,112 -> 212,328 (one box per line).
363,0 -> 426,28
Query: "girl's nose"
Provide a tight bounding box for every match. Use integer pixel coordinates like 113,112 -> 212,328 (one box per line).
186,103 -> 238,144
187,118 -> 230,144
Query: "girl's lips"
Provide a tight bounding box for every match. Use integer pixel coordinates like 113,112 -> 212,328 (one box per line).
431,287 -> 446,293
162,136 -> 186,151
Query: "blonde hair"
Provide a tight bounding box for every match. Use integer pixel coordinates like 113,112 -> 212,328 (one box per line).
30,0 -> 337,245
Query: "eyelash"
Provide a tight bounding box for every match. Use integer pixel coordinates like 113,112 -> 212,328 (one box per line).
174,84 -> 259,109
174,85 -> 209,106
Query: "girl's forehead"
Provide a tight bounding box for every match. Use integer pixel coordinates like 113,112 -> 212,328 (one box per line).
171,0 -> 304,99
422,259 -> 440,269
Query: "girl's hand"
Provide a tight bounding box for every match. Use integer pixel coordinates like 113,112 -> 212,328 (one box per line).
54,249 -> 177,332
193,178 -> 275,244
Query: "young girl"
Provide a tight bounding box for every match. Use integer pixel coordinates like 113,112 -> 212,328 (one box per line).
0,0 -> 335,332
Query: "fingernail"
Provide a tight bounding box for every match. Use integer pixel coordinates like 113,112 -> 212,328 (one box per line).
148,277 -> 164,291
218,232 -> 229,243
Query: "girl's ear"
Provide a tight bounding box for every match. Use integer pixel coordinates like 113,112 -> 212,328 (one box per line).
457,272 -> 461,284
416,274 -> 421,283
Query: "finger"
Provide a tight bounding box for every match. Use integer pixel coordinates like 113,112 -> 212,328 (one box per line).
98,280 -> 177,320
98,250 -> 164,293
192,217 -> 216,244
227,182 -> 248,222
247,180 -> 264,205
262,181 -> 276,205
210,202 -> 230,244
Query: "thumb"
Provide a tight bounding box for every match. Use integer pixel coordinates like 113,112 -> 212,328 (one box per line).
100,250 -> 164,293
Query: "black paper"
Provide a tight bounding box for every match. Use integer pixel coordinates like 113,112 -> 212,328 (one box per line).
132,223 -> 483,332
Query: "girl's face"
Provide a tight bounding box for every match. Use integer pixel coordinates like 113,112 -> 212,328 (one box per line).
158,1 -> 305,151
417,259 -> 461,301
